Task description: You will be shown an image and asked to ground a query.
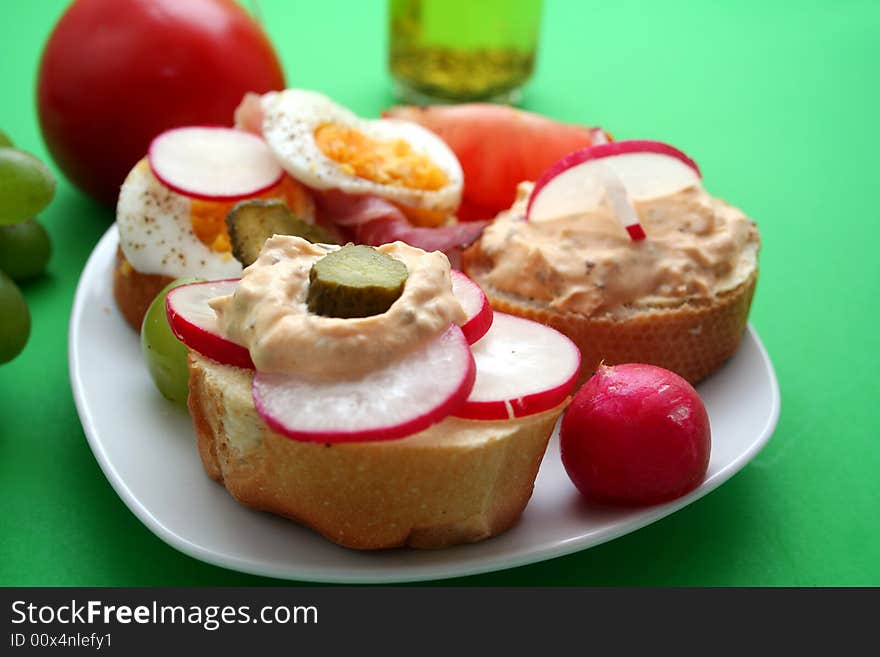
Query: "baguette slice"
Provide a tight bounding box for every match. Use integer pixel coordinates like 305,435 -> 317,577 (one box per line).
463,242 -> 757,385
187,352 -> 566,550
113,248 -> 173,331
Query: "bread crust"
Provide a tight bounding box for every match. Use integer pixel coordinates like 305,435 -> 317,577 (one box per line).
463,242 -> 757,384
187,353 -> 565,550
113,248 -> 173,331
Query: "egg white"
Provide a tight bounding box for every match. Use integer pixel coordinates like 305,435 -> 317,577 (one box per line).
116,160 -> 243,280
260,89 -> 463,214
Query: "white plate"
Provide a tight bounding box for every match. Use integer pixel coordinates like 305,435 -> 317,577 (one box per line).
70,227 -> 780,583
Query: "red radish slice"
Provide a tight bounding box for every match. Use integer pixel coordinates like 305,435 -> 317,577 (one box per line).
253,324 -> 475,443
589,127 -> 609,145
596,163 -> 647,241
455,312 -> 580,421
451,269 -> 493,344
526,140 -> 701,240
165,279 -> 254,369
148,127 -> 284,201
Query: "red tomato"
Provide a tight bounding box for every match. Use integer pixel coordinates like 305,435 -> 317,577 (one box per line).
384,104 -> 605,220
37,0 -> 285,206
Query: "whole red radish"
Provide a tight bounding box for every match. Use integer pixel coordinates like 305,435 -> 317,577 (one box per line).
37,0 -> 285,206
560,363 -> 710,505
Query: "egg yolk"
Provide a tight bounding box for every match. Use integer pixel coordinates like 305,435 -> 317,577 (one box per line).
314,123 -> 448,191
189,177 -> 314,253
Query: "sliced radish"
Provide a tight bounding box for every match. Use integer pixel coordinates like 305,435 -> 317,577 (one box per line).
589,127 -> 610,145
454,312 -> 580,421
597,163 -> 647,241
526,140 -> 702,240
165,279 -> 254,369
148,126 -> 284,202
451,269 -> 493,344
253,324 -> 475,443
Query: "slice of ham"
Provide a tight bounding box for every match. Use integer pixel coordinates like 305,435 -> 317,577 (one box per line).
317,190 -> 486,267
318,191 -> 403,227
233,92 -> 265,135
358,216 -> 487,267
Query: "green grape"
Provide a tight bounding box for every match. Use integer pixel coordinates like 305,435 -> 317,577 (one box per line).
0,271 -> 30,364
0,131 -> 13,147
0,219 -> 51,280
140,278 -> 198,404
0,148 -> 56,226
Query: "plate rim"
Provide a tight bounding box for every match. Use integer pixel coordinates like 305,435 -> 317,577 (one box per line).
69,225 -> 781,583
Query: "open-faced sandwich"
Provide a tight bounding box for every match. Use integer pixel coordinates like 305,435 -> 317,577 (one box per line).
461,140 -> 760,383
166,236 -> 580,549
114,126 -> 317,329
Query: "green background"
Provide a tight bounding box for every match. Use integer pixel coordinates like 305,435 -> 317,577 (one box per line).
2,0 -> 878,586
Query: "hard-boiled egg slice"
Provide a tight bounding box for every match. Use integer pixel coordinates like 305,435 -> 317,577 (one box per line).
117,159 -> 315,279
260,89 -> 463,227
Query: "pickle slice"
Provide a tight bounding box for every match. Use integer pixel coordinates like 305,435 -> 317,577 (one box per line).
307,244 -> 408,318
227,199 -> 338,267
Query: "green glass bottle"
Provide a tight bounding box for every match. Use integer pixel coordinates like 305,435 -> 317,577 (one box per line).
389,0 -> 543,104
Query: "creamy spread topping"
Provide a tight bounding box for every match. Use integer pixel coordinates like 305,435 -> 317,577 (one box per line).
472,182 -> 759,318
211,236 -> 466,378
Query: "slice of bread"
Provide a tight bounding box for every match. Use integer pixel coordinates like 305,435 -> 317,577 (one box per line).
187,352 -> 566,550
113,248 -> 173,331
463,242 -> 757,385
